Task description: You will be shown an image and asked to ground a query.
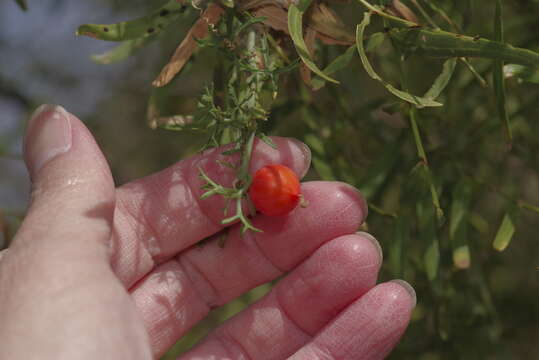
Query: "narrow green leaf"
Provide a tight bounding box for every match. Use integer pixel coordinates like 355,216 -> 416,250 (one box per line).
493,212 -> 516,252
358,132 -> 404,198
259,133 -> 277,149
424,235 -> 439,281
409,107 -> 444,223
76,0 -> 186,41
424,58 -> 457,100
389,26 -> 539,68
366,32 -> 385,52
304,134 -> 337,180
355,0 -> 416,27
91,37 -> 154,64
288,2 -> 339,84
234,16 -> 268,37
493,0 -> 512,143
504,64 -> 539,84
450,180 -> 473,269
468,212 -> 490,234
311,45 -> 357,90
389,217 -> 408,277
355,13 -> 443,108
519,201 -> 539,214
449,181 -> 473,240
14,0 -> 27,11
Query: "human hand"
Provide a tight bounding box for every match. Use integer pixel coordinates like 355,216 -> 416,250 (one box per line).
0,105 -> 415,359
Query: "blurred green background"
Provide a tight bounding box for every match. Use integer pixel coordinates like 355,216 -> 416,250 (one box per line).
1,1 -> 538,359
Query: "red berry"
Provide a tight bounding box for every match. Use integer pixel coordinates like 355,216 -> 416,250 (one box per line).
248,164 -> 301,216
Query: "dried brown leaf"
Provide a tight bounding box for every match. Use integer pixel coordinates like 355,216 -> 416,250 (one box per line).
391,0 -> 418,23
252,5 -> 289,34
308,3 -> 354,45
152,4 -> 224,87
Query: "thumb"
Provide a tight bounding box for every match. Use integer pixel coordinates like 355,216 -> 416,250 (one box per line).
15,104 -> 114,260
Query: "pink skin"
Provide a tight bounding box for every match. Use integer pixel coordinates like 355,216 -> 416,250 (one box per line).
0,106 -> 415,360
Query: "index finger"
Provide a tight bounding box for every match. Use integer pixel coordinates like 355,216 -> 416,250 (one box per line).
111,137 -> 311,288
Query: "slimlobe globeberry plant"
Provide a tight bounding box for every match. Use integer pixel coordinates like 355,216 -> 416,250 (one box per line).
62,0 -> 539,358
74,0 -> 539,233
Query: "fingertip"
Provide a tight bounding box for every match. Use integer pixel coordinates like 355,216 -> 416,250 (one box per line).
389,279 -> 417,308
355,231 -> 383,266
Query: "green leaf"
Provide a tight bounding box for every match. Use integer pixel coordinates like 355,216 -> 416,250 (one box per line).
389,217 -> 408,277
366,32 -> 385,52
304,133 -> 337,180
288,1 -> 339,84
449,180 -> 473,240
389,26 -> 539,68
355,12 -> 443,108
493,212 -> 516,252
358,132 -> 404,199
493,0 -> 512,143
409,107 -> 444,223
14,0 -> 27,11
234,16 -> 268,37
259,133 -> 277,149
311,45 -> 357,90
76,1 -> 186,41
424,58 -> 457,100
504,64 -> 539,84
450,180 -> 473,269
424,234 -> 439,281
91,37 -> 154,64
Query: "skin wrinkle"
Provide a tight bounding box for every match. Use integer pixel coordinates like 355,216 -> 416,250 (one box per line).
241,228 -> 286,273
215,329 -> 253,360
111,197 -> 154,287
294,342 -> 335,360
114,193 -> 156,284
176,254 -> 219,309
219,293 -> 313,359
273,276 -> 317,337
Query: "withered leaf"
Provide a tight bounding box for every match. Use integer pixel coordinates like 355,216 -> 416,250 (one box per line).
308,3 -> 354,45
153,4 -> 224,87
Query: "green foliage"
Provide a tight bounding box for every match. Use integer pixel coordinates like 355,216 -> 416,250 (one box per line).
288,0 -> 339,84
76,1 -> 188,41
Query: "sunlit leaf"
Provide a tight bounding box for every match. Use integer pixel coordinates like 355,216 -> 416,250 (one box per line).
450,180 -> 473,269
91,37 -> 154,64
76,0 -> 187,41
493,212 -> 516,252
504,64 -> 539,84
